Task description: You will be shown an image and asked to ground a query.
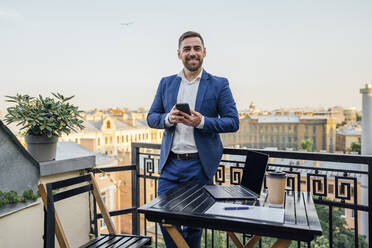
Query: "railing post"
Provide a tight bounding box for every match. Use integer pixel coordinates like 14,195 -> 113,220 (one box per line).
131,143 -> 140,235
329,206 -> 333,248
46,184 -> 55,248
369,160 -> 371,244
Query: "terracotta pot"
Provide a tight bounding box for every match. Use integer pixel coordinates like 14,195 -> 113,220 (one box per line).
25,135 -> 58,162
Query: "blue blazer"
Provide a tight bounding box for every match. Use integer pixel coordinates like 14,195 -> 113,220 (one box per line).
147,70 -> 239,179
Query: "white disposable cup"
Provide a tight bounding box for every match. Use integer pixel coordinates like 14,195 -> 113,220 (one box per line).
267,171 -> 287,207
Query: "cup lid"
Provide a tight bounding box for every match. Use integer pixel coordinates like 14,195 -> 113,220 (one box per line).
267,171 -> 286,178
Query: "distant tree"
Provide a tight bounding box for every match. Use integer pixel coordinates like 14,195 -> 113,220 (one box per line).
336,121 -> 347,128
311,203 -> 368,248
350,142 -> 361,154
194,200 -> 368,248
202,229 -> 237,247
300,139 -> 313,152
262,203 -> 368,248
356,113 -> 362,122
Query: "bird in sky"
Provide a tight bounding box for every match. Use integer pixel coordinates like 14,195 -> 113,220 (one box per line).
120,22 -> 134,26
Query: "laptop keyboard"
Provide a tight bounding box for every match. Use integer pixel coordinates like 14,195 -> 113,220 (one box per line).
223,185 -> 254,198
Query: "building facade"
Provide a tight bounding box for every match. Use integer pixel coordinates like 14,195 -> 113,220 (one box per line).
58,109 -> 161,235
336,126 -> 362,153
221,114 -> 337,152
60,109 -> 163,156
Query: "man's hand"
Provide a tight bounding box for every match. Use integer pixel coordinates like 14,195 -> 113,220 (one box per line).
168,105 -> 184,124
168,106 -> 202,127
178,109 -> 202,127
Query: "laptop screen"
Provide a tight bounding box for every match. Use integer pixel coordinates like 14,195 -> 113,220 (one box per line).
240,151 -> 269,195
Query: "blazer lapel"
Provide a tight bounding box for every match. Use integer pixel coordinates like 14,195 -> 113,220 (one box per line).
195,70 -> 209,112
169,76 -> 182,109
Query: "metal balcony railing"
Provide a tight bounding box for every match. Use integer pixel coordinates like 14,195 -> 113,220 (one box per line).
91,142 -> 371,248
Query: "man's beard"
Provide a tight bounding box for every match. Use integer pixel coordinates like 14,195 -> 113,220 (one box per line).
183,55 -> 203,72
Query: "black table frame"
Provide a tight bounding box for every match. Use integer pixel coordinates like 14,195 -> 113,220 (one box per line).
138,183 -> 322,247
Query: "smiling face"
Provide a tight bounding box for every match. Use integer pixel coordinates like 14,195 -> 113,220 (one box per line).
178,37 -> 206,73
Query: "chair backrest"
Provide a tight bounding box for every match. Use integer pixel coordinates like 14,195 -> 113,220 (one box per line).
38,173 -> 116,248
240,150 -> 269,195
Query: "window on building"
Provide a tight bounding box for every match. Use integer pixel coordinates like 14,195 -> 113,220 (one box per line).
106,120 -> 111,129
117,136 -> 119,144
317,182 -> 323,191
340,184 -> 345,195
341,208 -> 347,218
75,138 -> 78,143
105,137 -> 108,145
122,136 -> 124,143
328,184 -> 334,194
97,138 -> 100,146
110,137 -> 113,144
100,192 -> 107,229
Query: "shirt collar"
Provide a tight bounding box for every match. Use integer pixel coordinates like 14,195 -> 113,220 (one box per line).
178,68 -> 203,84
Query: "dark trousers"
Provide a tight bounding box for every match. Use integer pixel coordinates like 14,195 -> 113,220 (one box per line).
158,157 -> 212,248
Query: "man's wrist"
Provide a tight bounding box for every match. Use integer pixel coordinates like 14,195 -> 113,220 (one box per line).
165,113 -> 174,127
196,115 -> 205,129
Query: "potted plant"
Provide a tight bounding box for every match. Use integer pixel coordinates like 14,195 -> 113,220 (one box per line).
4,93 -> 84,162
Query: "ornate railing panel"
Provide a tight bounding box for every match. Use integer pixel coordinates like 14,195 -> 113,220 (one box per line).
131,143 -> 371,248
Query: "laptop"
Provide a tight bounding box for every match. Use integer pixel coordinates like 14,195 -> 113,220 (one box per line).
204,150 -> 269,200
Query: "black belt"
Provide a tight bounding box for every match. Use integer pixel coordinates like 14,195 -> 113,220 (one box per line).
169,151 -> 199,160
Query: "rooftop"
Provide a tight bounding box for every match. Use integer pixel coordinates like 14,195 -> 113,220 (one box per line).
249,114 -> 330,123
337,126 -> 362,136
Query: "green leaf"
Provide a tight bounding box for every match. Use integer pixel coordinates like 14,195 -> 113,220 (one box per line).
5,92 -> 84,136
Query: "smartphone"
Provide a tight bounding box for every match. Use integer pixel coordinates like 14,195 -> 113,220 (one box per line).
176,103 -> 191,115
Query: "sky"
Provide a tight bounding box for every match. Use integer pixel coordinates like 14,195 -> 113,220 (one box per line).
1,0 -> 371,112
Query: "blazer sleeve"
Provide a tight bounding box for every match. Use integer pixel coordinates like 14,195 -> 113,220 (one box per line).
147,78 -> 169,129
200,80 -> 239,133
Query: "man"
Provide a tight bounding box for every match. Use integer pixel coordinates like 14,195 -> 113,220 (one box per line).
147,31 -> 239,248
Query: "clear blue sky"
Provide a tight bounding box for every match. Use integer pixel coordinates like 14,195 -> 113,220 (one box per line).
1,0 -> 371,111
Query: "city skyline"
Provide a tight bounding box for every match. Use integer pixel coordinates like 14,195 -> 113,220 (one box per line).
1,1 -> 371,111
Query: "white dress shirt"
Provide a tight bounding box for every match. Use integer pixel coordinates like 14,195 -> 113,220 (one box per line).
165,69 -> 205,154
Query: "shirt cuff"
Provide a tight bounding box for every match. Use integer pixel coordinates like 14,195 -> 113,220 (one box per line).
164,113 -> 174,127
196,115 -> 205,129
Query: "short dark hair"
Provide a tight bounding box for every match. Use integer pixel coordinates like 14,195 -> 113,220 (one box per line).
178,31 -> 204,48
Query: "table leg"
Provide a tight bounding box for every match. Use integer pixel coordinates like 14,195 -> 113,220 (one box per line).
271,239 -> 291,248
227,233 -> 262,248
243,235 -> 262,248
227,232 -> 243,248
162,224 -> 190,248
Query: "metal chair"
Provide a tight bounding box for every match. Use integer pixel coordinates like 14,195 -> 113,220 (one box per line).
38,173 -> 151,248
